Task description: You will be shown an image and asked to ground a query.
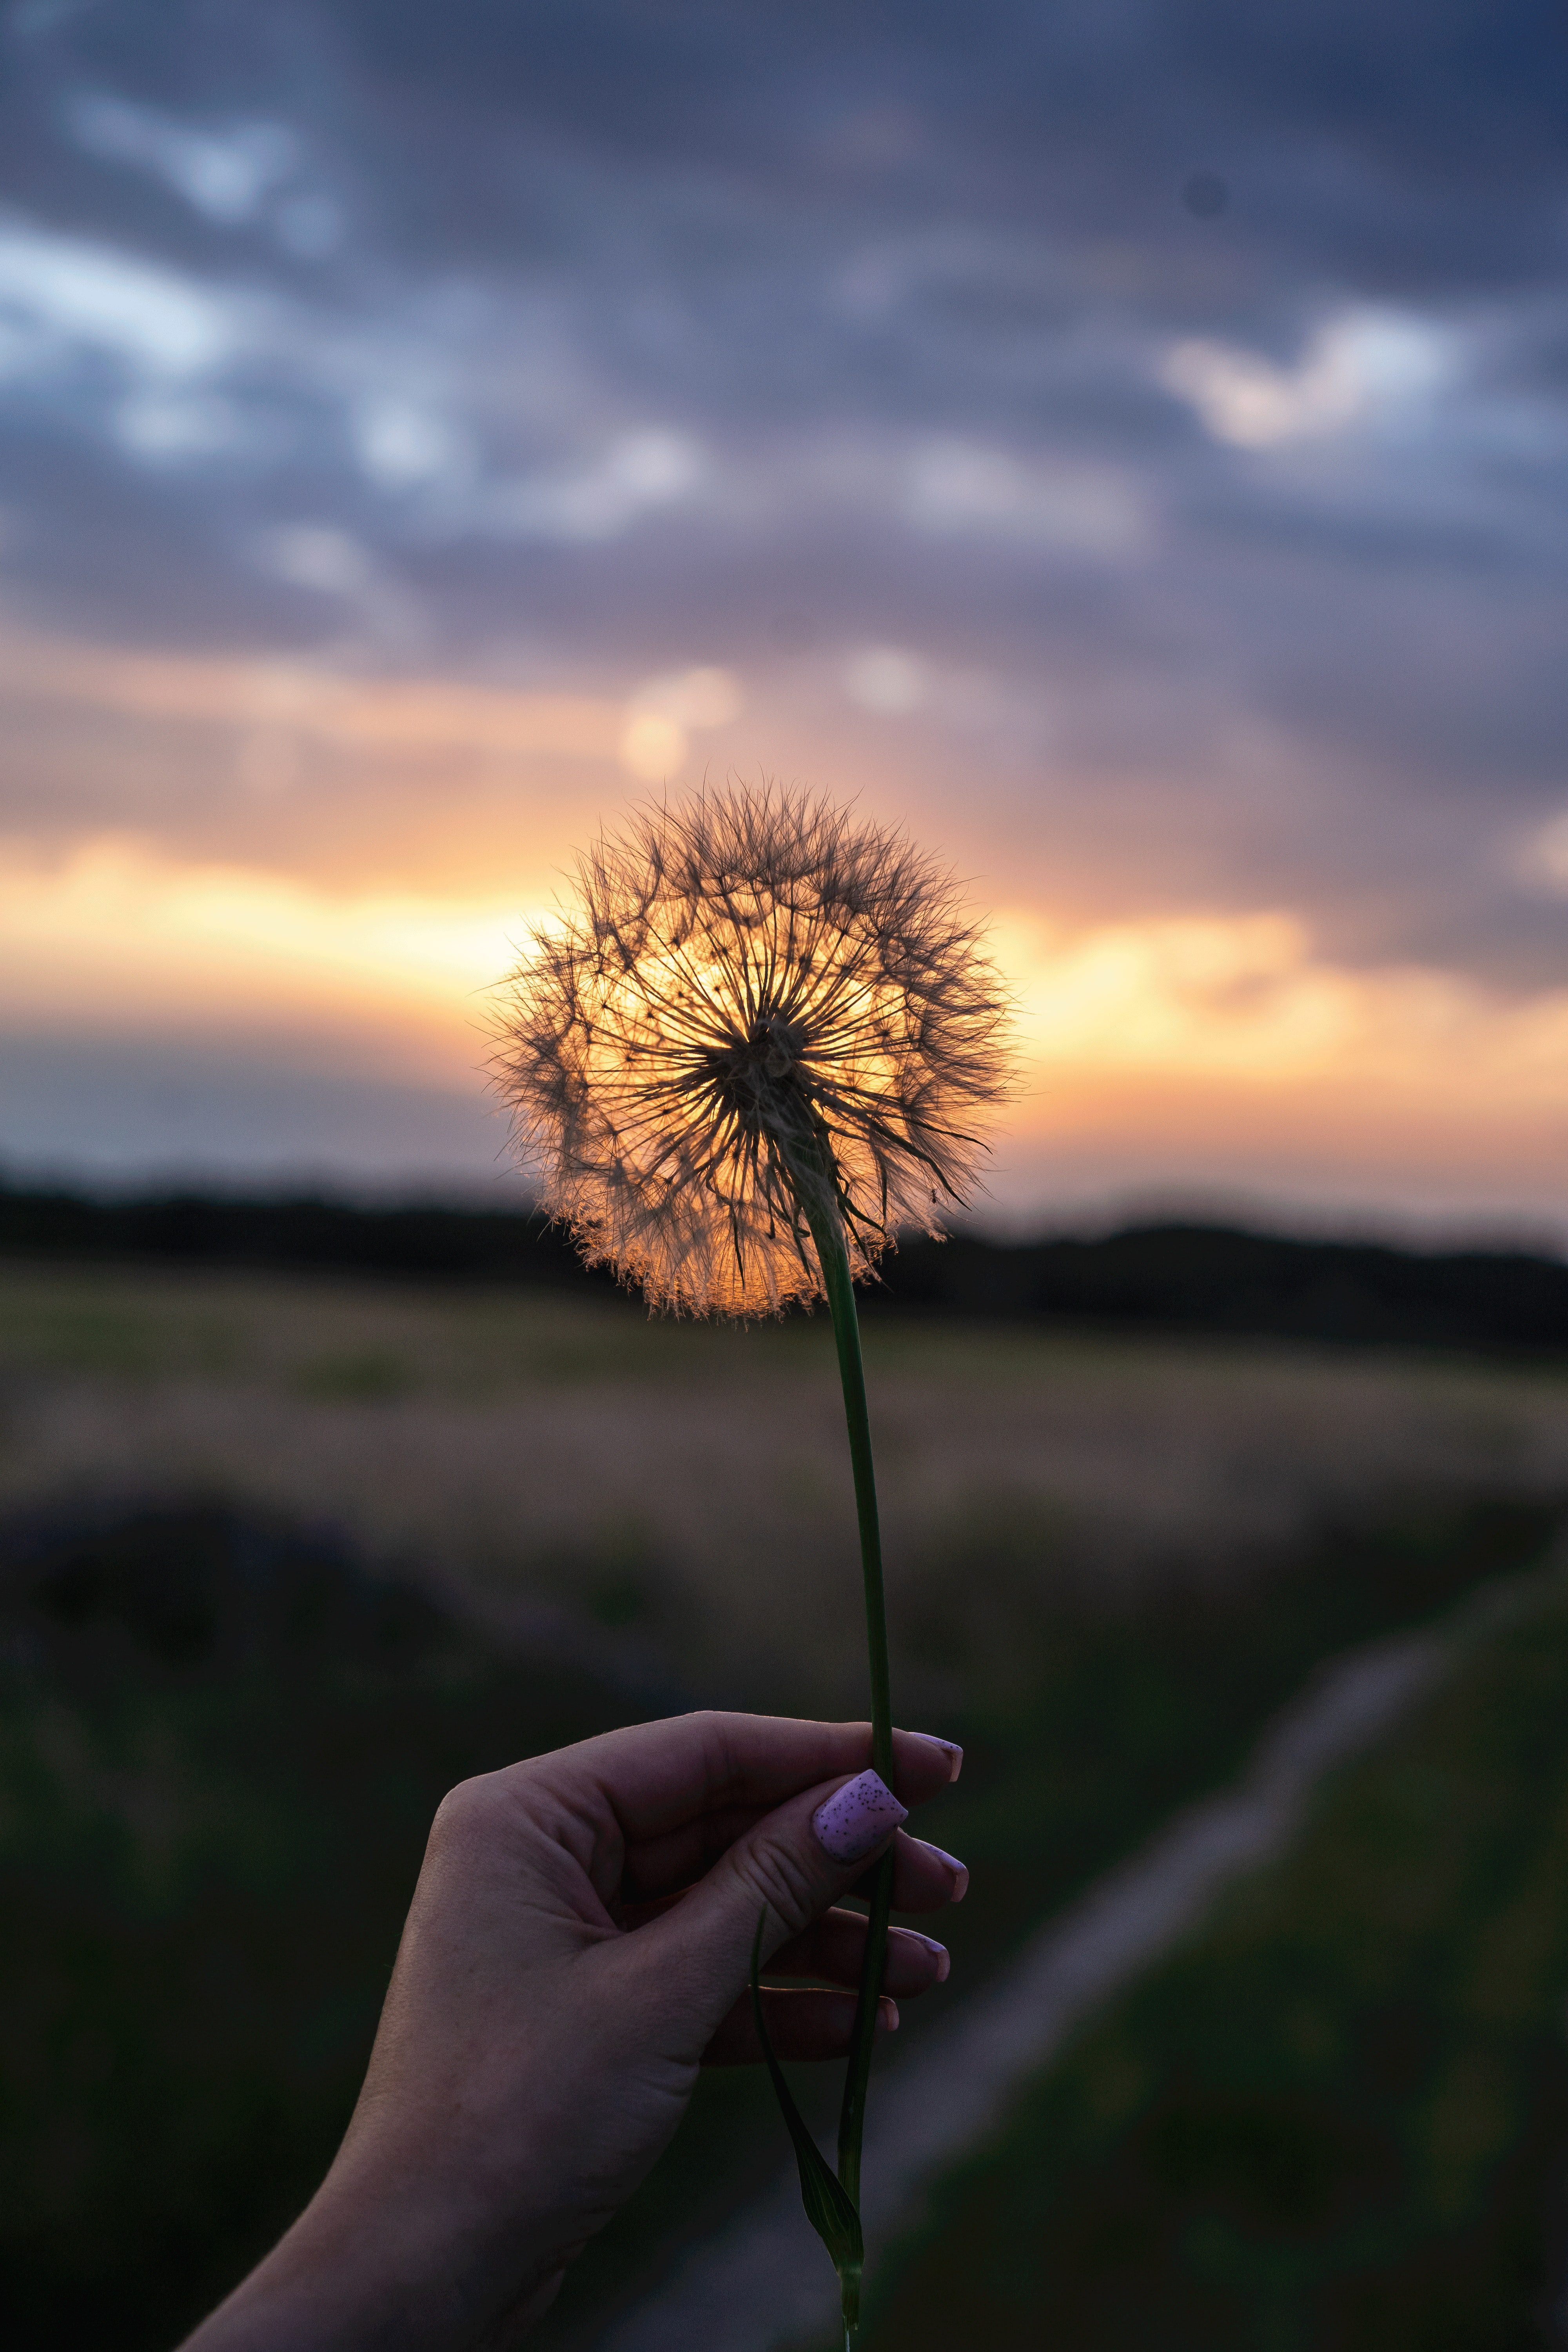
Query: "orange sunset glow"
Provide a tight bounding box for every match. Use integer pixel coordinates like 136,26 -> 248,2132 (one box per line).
4,12 -> 1567,1243
8,622 -> 1568,1233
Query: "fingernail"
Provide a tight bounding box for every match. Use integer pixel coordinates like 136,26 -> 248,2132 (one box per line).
813,1768 -> 908,1865
878,1996 -> 900,2033
905,1929 -> 951,1983
917,1839 -> 969,1901
914,1734 -> 964,1782
907,1731 -> 968,1778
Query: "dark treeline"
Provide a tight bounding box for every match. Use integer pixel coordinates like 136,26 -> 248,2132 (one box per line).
0,1181 -> 612,1292
3,1179 -> 1568,1354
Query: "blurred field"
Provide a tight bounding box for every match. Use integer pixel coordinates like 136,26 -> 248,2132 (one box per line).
4,1256 -> 1568,1716
2,1256 -> 1567,2348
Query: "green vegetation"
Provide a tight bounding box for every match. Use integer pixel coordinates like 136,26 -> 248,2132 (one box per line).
860,1568 -> 1568,2352
2,1261 -> 1566,2347
0,1500 -> 646,2350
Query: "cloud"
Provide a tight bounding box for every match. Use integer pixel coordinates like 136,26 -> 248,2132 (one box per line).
483,428 -> 705,543
64,82 -> 348,259
619,663 -> 744,777
252,524 -> 423,647
3,2 -> 1568,1214
351,397 -> 470,491
1515,807 -> 1568,898
68,92 -> 301,227
0,1031 -> 511,1192
1004,906 -> 1568,1155
1161,309 -> 1454,448
844,646 -> 925,715
903,439 -> 1150,553
0,836 -> 531,1045
0,626 -> 627,763
10,839 -> 1568,1229
987,899 -> 1568,1232
115,389 -> 241,461
0,214 -> 240,379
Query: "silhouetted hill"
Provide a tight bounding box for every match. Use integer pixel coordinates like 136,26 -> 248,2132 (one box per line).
2,1180 -> 1566,1355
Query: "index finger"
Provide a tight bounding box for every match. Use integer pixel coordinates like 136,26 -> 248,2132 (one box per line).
527,1710 -> 959,1843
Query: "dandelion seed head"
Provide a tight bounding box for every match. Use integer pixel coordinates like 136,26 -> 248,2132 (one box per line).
494,782 -> 1013,1315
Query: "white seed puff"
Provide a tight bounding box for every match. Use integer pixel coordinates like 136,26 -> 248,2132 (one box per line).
494,783 -> 1012,1315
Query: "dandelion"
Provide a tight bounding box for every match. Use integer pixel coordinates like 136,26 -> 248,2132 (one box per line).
494,781 -> 1011,2343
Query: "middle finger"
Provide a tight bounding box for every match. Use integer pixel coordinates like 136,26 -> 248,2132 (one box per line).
764,1909 -> 951,1997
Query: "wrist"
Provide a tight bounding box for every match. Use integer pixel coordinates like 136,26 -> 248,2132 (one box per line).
181,2133 -> 568,2352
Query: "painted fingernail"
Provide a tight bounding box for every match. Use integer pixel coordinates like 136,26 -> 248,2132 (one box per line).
916,1840 -> 969,1901
904,1929 -> 951,1982
914,1734 -> 964,1782
878,1996 -> 900,2033
813,1768 -> 909,1865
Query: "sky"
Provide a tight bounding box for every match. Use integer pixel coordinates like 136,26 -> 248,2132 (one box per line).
3,0 -> 1568,1238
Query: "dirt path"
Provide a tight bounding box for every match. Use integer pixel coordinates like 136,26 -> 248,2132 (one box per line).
593,1620 -> 1457,2352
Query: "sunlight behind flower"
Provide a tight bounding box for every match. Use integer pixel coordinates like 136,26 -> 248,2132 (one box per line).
495,788 -> 1011,1312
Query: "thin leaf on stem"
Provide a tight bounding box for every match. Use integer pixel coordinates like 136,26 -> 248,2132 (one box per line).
749,1911 -> 864,2337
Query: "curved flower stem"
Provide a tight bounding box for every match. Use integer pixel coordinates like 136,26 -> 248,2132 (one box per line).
798,1186 -> 893,2348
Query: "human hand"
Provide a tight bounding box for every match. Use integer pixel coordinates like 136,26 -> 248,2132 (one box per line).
181,1711 -> 966,2352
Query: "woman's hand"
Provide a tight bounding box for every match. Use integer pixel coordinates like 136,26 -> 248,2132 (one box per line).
181,1711 -> 966,2352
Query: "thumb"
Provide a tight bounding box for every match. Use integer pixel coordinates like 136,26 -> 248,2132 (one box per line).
637,1768 -> 908,2031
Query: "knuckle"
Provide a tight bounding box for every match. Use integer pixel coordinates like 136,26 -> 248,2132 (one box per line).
429,1771 -> 503,1851
684,1708 -> 734,1795
730,1829 -> 824,1938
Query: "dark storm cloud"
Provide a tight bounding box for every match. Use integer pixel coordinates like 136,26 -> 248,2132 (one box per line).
313,0 -> 1568,303
2,0 -> 1568,983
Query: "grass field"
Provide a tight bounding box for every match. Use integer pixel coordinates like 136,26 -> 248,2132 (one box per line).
5,1255 -> 1568,1716
859,1561 -> 1568,2351
2,1256 -> 1566,2347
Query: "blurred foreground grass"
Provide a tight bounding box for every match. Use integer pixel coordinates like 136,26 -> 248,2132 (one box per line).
862,1563 -> 1568,2352
1,1258 -> 1566,2347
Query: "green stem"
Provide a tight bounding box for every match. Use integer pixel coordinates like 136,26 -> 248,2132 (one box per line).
804,1198 -> 893,1780
797,1187 -> 894,2263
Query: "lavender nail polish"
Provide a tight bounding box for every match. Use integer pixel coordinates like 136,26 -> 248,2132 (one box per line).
915,1735 -> 964,1782
916,1840 -> 970,1900
813,1768 -> 908,1865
